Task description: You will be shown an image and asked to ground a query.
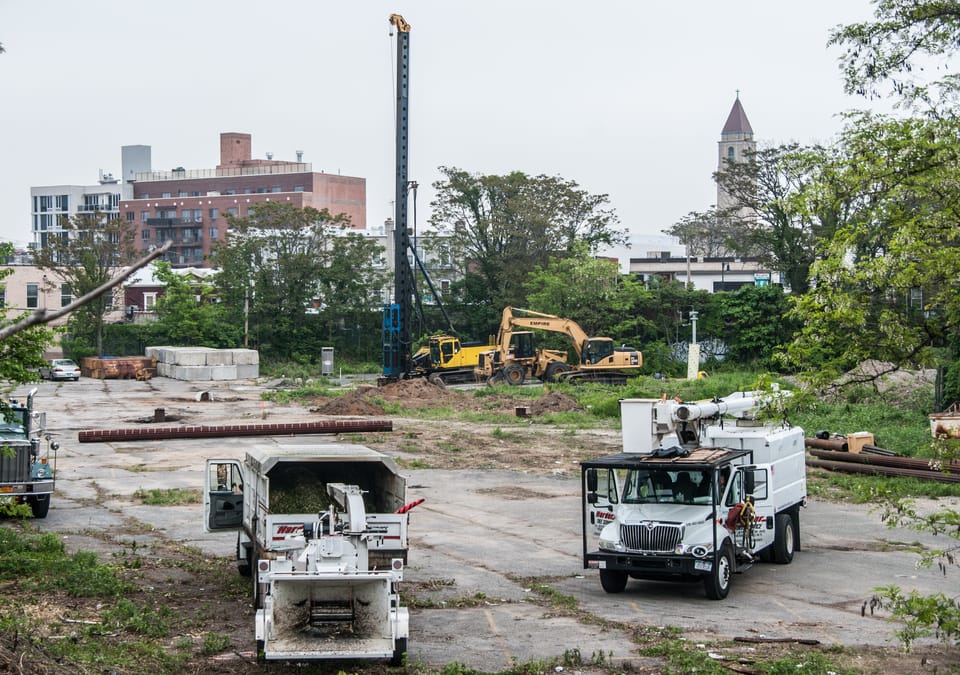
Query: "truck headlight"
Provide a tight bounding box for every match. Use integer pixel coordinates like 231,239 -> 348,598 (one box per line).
598,533 -> 622,552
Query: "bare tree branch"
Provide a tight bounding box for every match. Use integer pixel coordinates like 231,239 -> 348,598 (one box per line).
0,241 -> 172,342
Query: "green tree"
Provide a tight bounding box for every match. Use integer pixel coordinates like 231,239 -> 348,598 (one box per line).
782,113 -> 960,385
829,0 -> 960,111
714,143 -> 847,294
211,202 -> 384,361
663,208 -> 744,260
718,285 -> 795,368
150,261 -> 240,347
428,167 -> 627,311
0,243 -> 52,393
32,214 -> 138,357
523,245 -> 650,348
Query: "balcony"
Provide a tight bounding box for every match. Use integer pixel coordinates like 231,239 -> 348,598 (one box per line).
146,217 -> 203,226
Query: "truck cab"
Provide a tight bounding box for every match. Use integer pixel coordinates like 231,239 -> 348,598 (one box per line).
0,389 -> 58,518
581,395 -> 805,599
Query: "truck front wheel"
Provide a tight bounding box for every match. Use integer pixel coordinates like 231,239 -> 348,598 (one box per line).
599,568 -> 628,593
773,512 -> 796,564
390,637 -> 407,666
704,543 -> 733,600
29,495 -> 50,518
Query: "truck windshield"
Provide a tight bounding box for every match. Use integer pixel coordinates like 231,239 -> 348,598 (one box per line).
0,408 -> 27,439
623,468 -> 710,505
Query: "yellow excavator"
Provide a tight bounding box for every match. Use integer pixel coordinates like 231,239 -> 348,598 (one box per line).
411,334 -> 493,385
475,307 -> 642,386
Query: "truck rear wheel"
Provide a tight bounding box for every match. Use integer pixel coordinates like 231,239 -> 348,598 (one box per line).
599,568 -> 628,593
704,543 -> 733,600
390,637 -> 407,666
773,512 -> 796,564
29,495 -> 50,518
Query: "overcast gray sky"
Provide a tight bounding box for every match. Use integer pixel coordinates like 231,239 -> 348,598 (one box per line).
1,1 -> 882,264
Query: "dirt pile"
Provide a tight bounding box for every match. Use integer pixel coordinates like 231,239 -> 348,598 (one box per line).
375,378 -> 456,403
309,389 -> 386,416
527,390 -> 581,416
309,378 -> 459,416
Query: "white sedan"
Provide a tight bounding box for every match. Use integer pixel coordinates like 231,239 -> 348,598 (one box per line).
39,358 -> 81,381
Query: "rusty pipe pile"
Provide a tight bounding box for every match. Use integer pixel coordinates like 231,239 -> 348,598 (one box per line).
806,448 -> 960,483
805,436 -> 848,452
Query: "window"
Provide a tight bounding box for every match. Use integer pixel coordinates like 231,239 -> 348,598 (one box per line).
225,189 -> 236,195
243,188 -> 253,194
141,210 -> 150,222
294,185 -> 304,192
226,207 -> 238,217
26,283 -> 39,309
161,192 -> 172,198
125,211 -> 135,221
143,292 -> 157,309
208,207 -> 218,220
142,230 -> 150,240
0,289 -> 5,308
209,227 -> 219,239
56,194 -> 69,210
60,284 -> 72,308
178,191 -> 188,198
727,146 -> 735,161
271,186 -> 281,193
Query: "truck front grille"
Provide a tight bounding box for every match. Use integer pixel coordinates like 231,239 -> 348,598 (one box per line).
621,522 -> 682,553
0,444 -> 31,483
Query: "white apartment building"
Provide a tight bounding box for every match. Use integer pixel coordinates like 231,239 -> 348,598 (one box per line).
30,177 -> 133,250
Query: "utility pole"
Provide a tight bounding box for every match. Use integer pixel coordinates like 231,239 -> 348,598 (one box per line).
687,309 -> 700,380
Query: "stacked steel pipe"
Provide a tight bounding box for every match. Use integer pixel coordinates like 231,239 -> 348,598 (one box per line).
805,437 -> 960,483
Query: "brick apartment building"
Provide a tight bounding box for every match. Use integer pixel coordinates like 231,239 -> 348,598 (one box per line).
122,132 -> 366,267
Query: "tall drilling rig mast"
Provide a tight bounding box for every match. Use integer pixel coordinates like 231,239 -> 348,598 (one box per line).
383,13 -> 414,381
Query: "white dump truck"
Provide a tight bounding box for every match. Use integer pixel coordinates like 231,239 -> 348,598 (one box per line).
204,444 -> 411,665
581,392 -> 806,599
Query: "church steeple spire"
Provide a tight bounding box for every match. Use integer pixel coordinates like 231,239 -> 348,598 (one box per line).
717,94 -> 757,212
721,93 -> 754,138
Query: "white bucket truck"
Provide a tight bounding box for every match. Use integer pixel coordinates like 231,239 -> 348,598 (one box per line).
204,444 -> 411,665
581,392 -> 806,599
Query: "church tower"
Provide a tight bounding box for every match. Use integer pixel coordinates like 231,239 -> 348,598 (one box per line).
717,93 -> 755,212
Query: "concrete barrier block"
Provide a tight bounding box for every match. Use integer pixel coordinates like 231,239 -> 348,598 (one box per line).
210,365 -> 238,380
174,349 -> 210,367
230,349 -> 260,365
205,351 -> 233,366
173,365 -> 211,381
236,364 -> 260,379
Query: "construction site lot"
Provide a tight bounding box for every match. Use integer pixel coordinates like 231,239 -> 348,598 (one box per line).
2,375 -> 958,674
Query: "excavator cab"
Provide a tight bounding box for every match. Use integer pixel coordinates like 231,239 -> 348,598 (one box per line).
583,338 -> 615,365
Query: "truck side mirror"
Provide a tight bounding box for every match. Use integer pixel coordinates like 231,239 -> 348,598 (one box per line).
586,469 -> 598,492
587,492 -> 598,505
